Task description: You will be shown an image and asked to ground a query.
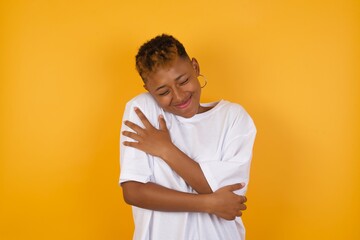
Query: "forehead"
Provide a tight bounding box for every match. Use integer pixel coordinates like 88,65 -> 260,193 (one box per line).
145,57 -> 192,83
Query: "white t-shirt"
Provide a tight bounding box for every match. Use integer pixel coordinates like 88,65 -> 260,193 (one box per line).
119,93 -> 256,240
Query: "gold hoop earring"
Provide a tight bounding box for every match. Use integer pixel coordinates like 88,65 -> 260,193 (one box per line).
198,74 -> 208,88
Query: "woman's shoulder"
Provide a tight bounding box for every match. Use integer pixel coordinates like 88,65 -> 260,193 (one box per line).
218,100 -> 247,116
218,100 -> 256,130
126,92 -> 157,106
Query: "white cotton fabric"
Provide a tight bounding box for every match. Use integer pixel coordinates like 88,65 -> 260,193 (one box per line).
119,93 -> 256,240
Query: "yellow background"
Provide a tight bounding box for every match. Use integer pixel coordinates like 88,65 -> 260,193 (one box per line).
1,0 -> 359,239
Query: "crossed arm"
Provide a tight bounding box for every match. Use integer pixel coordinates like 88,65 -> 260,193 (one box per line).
121,107 -> 247,220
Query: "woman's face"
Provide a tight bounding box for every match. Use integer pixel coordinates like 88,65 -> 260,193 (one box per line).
144,56 -> 204,118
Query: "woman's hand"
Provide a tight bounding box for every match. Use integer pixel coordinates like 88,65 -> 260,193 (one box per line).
122,107 -> 175,159
206,183 -> 247,220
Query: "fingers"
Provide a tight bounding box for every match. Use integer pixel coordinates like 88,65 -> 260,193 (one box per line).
229,183 -> 247,204
226,206 -> 246,220
125,108 -> 167,133
122,140 -> 137,148
225,203 -> 247,220
239,202 -> 247,211
134,107 -> 153,129
234,201 -> 247,219
122,130 -> 141,141
158,114 -> 167,131
124,120 -> 143,133
238,195 -> 247,205
227,183 -> 245,192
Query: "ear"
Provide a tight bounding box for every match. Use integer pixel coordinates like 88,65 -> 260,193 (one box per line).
191,58 -> 200,76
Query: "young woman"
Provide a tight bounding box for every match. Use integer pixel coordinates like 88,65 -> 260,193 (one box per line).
119,34 -> 256,240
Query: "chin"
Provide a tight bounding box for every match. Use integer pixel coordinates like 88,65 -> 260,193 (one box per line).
180,109 -> 198,118
168,104 -> 199,118
181,114 -> 194,118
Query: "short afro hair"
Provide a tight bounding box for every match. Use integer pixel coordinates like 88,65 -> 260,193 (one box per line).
135,34 -> 190,81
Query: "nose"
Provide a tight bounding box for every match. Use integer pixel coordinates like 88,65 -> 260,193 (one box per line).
172,87 -> 186,103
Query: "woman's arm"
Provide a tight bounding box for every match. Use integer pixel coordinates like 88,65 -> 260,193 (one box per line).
122,107 -> 213,194
122,105 -> 256,196
121,181 -> 247,220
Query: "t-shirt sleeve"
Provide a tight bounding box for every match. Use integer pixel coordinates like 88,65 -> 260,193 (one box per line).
199,106 -> 256,195
119,94 -> 161,185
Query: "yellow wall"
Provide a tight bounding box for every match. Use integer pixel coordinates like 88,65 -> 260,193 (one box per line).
1,0 -> 359,239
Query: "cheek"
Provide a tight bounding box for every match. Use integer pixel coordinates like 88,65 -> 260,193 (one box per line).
181,81 -> 200,93
190,82 -> 201,94
154,96 -> 172,108
191,79 -> 201,89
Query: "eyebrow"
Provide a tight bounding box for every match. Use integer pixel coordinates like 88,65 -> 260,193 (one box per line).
155,73 -> 186,91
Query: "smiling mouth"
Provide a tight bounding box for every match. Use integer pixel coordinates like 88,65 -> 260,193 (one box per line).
174,96 -> 192,109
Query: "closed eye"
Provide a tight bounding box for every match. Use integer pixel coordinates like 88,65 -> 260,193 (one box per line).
159,90 -> 170,96
179,78 -> 189,86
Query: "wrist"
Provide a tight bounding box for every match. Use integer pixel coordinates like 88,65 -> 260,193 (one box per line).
160,143 -> 178,160
201,193 -> 214,214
